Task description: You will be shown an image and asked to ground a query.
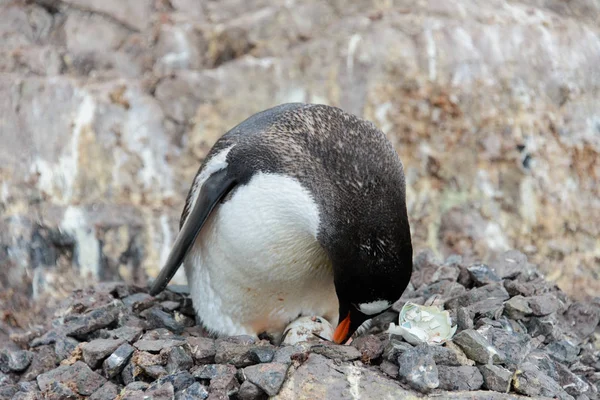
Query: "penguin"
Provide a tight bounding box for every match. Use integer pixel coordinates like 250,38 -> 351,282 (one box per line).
149,103 -> 413,344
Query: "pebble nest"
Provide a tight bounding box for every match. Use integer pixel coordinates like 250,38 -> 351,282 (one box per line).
1,249 -> 599,400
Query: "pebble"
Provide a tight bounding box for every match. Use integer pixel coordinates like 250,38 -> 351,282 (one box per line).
103,343 -> 135,378
527,294 -> 560,316
546,340 -> 580,364
238,380 -> 267,400
143,307 -> 186,334
62,301 -> 123,337
478,326 -> 531,368
241,362 -> 289,397
82,338 -> 125,369
175,382 -> 209,400
351,334 -> 384,363
186,336 -> 217,364
89,382 -> 119,400
504,295 -> 533,319
37,361 -> 107,396
397,346 -> 439,393
310,343 -> 361,362
166,345 -> 194,373
0,349 -> 33,372
467,264 -> 501,286
249,346 -> 275,364
512,362 -> 569,399
445,283 -> 509,309
147,371 -> 195,392
452,329 -> 505,364
437,365 -> 484,391
193,363 -> 237,380
54,336 -> 79,362
479,364 -> 512,392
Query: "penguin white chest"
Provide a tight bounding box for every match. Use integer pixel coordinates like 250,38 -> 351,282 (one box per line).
184,170 -> 339,337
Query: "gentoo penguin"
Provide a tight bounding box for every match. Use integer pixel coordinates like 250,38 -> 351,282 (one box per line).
149,103 -> 413,344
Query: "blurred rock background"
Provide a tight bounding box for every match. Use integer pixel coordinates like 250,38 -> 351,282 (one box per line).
0,0 -> 598,320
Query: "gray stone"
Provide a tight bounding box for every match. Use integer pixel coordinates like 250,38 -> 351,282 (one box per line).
147,371 -> 195,392
125,381 -> 150,391
82,338 -> 125,368
166,345 -> 194,373
242,362 -> 289,397
512,362 -> 568,399
134,338 -> 187,352
144,382 -> 175,400
397,346 -> 439,393
445,283 -> 510,309
121,361 -> 135,385
437,366 -> 484,391
123,293 -> 156,313
37,361 -> 107,396
140,364 -> 168,379
428,345 -> 470,366
63,302 -> 123,337
238,380 -> 267,400
489,250 -> 529,280
193,363 -> 237,380
0,349 -> 33,372
479,327 -> 531,368
20,345 -> 57,382
452,329 -> 505,364
103,343 -> 135,378
527,294 -> 561,316
555,362 -> 591,397
310,344 -> 361,362
44,381 -> 79,399
249,346 -> 275,364
563,302 -> 600,340
161,301 -> 181,312
102,326 -> 143,343
186,336 -> 216,364
379,360 -> 399,379
208,369 -> 240,399
175,382 -> 209,400
479,364 -> 512,392
546,340 -> 580,364
54,336 -> 80,362
272,344 -> 311,365
504,295 -> 533,319
467,264 -> 501,286
143,307 -> 185,334
383,336 -> 414,362
214,340 -> 258,367
457,307 -> 474,331
89,382 -> 120,400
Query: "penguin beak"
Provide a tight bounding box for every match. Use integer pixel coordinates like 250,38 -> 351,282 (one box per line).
333,312 -> 352,344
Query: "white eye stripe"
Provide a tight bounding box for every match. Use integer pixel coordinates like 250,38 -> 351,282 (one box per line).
358,300 -> 391,315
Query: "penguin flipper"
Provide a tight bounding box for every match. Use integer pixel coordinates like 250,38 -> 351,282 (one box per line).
149,168 -> 236,295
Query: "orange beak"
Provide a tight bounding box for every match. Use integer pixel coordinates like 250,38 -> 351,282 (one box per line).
332,312 -> 351,344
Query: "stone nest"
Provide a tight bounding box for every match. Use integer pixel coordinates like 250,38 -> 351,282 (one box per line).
1,249 -> 599,400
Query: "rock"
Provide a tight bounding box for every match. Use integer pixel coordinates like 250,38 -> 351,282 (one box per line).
379,360 -> 399,378
89,382 -> 120,400
242,363 -> 289,397
555,362 -> 591,397
175,381 -> 209,400
479,364 -> 512,392
310,344 -> 361,362
102,326 -> 143,343
147,371 -> 195,392
247,346 -> 275,364
525,314 -> 565,343
121,361 -> 135,385
193,364 -> 237,380
103,343 -> 135,378
382,335 -> 413,362
467,264 -> 501,286
144,382 -> 175,400
63,302 -> 123,337
134,338 -> 187,352
37,361 -> 107,396
527,294 -> 561,316
478,327 -> 531,368
20,345 -> 57,382
437,366 -> 484,391
123,292 -> 155,312
208,369 -> 239,399
82,338 -> 125,368
0,349 -> 33,372
452,329 -> 505,364
161,301 -> 181,312
238,380 -> 267,400
214,341 -> 258,367
445,284 -> 510,309
140,364 -> 168,379
54,337 -> 80,362
512,362 -> 568,399
427,344 -> 472,366
489,250 -> 530,280
411,250 -> 460,288
504,295 -> 533,319
563,302 -> 600,340
397,346 -> 439,393
186,336 -> 217,364
143,307 -> 185,334
546,340 -> 580,364
351,334 -> 384,363
166,345 -> 194,373
43,381 -> 79,399
457,307 -> 474,331
272,344 -> 311,365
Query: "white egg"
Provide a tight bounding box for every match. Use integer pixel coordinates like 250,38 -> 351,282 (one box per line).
282,316 -> 334,345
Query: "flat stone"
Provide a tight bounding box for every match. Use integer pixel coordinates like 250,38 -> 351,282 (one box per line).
132,350 -> 165,369
238,380 -> 267,400
512,362 -> 567,399
82,338 -> 125,368
103,343 -> 135,378
452,329 -> 505,364
467,264 -> 501,286
272,344 -> 311,365
161,301 -> 181,312
310,344 -> 361,362
134,339 -> 187,352
175,382 -> 209,400
351,334 -> 384,363
479,364 -> 512,392
437,366 -> 484,391
166,345 -> 193,373
193,363 -> 237,380
546,340 -> 580,364
504,295 -> 533,319
147,371 -> 195,392
478,327 -> 531,368
242,363 -> 290,397
527,294 -> 561,316
54,336 -> 80,362
63,302 -> 123,337
249,346 -> 275,364
186,336 -> 216,364
0,349 -> 33,372
214,341 -> 258,367
445,283 -> 510,309
89,382 -> 120,400
123,292 -> 156,312
37,361 -> 107,396
397,345 -> 439,393
103,326 -> 143,343
143,307 -> 185,334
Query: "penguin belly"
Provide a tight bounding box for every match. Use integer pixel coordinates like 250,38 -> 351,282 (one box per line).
184,171 -> 339,338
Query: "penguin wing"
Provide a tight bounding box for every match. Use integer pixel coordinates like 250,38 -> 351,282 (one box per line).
149,168 -> 236,295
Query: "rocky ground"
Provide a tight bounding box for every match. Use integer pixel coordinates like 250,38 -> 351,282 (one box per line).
0,249 -> 598,399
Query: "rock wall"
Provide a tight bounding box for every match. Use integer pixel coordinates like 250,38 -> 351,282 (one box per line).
1,0 -> 599,301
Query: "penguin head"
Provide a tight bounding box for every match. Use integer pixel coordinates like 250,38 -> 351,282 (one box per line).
329,237 -> 413,344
